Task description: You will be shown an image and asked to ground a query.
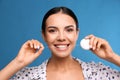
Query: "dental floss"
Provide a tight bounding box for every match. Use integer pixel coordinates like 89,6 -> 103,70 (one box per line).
80,38 -> 90,50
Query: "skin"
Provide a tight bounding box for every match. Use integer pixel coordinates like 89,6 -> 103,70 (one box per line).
0,12 -> 120,80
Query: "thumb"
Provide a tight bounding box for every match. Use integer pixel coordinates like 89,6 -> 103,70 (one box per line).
34,44 -> 44,58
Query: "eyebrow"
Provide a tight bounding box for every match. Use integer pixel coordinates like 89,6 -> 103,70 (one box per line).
47,25 -> 75,29
65,25 -> 75,29
47,26 -> 57,28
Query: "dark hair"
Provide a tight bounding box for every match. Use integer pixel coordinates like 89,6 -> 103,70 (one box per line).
42,6 -> 78,34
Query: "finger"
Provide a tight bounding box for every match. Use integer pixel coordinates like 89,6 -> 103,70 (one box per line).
92,38 -> 99,50
32,40 -> 40,49
89,36 -> 95,49
31,40 -> 44,51
85,34 -> 94,39
96,40 -> 102,51
29,39 -> 34,48
85,34 -> 94,48
23,40 -> 33,49
25,39 -> 40,49
34,43 -> 44,58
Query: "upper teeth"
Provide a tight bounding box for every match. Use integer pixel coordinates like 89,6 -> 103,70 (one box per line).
56,45 -> 67,48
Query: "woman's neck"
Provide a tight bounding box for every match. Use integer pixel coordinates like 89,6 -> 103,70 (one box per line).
47,55 -> 78,72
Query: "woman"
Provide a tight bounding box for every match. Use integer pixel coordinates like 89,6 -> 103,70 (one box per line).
0,6 -> 120,80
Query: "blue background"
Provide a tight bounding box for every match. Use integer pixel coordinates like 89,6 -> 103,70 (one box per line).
0,0 -> 120,70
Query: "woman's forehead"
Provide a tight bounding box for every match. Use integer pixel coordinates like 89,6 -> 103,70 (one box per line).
46,13 -> 76,27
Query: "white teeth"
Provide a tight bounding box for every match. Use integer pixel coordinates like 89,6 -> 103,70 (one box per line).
56,45 -> 67,48
54,44 -> 70,51
55,44 -> 69,50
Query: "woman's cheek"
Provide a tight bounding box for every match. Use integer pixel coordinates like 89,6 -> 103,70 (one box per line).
46,34 -> 58,42
67,33 -> 77,41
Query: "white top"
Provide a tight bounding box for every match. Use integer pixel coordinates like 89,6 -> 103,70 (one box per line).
10,58 -> 120,80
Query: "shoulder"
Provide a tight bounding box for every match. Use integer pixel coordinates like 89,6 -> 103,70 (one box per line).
75,58 -> 120,80
11,60 -> 48,80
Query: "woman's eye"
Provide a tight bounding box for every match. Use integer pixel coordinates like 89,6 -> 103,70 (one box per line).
48,29 -> 56,33
67,29 -> 74,32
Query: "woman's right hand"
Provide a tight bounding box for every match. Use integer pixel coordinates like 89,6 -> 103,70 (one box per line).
14,39 -> 44,67
0,39 -> 44,80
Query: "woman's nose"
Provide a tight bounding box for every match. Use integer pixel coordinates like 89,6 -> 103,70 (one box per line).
57,31 -> 66,41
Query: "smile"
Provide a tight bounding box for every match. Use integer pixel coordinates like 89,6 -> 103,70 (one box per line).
54,44 -> 70,51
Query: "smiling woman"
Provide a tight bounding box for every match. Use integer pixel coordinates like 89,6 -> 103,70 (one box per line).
0,6 -> 120,80
44,13 -> 78,58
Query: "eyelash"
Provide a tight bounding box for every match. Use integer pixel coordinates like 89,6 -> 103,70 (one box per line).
48,29 -> 56,33
48,28 -> 74,33
66,28 -> 74,32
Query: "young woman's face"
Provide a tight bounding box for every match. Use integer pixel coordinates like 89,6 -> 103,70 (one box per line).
43,12 -> 79,58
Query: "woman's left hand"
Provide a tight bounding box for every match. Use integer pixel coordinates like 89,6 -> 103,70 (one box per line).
86,34 -> 114,60
85,34 -> 120,66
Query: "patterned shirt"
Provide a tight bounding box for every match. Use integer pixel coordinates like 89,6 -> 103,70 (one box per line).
10,58 -> 120,80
